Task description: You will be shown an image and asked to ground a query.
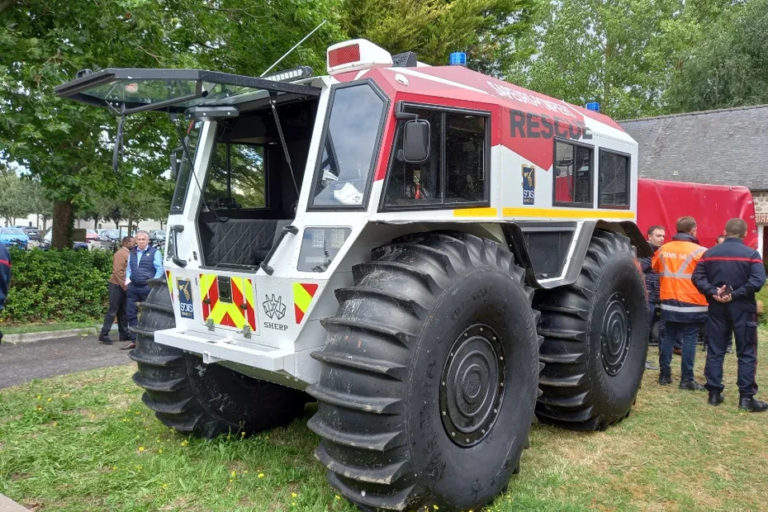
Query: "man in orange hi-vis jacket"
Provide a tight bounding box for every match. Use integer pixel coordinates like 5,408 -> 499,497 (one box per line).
652,216 -> 709,390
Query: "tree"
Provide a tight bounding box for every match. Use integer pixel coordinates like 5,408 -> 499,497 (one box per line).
503,0 -> 696,119
0,0 -> 344,248
0,171 -> 29,225
340,0 -> 535,71
663,0 -> 768,112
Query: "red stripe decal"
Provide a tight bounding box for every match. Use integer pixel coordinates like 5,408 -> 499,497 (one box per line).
295,303 -> 304,324
700,257 -> 763,263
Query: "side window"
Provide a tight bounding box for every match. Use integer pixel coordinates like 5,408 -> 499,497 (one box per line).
553,140 -> 593,207
170,121 -> 202,213
599,150 -> 630,208
446,113 -> 485,203
385,109 -> 442,206
384,106 -> 488,208
204,141 -> 266,210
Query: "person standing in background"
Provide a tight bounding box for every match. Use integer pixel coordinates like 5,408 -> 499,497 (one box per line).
98,236 -> 134,344
693,218 -> 767,412
0,243 -> 10,344
652,216 -> 708,390
122,231 -> 163,350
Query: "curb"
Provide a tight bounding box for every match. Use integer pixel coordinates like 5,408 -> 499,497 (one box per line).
2,327 -> 99,344
0,493 -> 31,512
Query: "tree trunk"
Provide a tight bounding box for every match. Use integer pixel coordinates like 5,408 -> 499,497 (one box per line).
52,199 -> 74,249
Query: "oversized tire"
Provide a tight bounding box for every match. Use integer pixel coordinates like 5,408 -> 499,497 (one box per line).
534,230 -> 648,431
129,278 -> 308,438
307,232 -> 540,512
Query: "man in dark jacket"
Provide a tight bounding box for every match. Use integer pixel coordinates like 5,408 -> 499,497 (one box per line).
641,225 -> 665,340
692,218 -> 767,412
0,243 -> 10,344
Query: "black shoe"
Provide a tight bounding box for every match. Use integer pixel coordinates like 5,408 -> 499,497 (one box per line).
738,397 -> 768,412
708,392 -> 724,406
659,373 -> 672,385
679,379 -> 706,391
98,335 -> 113,344
120,341 -> 136,350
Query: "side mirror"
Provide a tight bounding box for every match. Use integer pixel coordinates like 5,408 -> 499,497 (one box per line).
402,119 -> 430,163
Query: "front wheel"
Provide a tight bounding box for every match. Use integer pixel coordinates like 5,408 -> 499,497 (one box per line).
130,279 -> 308,438
308,232 -> 541,511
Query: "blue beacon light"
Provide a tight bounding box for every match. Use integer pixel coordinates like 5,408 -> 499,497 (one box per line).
449,52 -> 467,66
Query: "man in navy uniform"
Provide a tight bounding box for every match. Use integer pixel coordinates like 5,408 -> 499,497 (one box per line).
0,243 -> 10,344
692,218 -> 767,412
122,230 -> 163,350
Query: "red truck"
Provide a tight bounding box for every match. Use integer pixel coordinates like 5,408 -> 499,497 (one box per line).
637,178 -> 758,249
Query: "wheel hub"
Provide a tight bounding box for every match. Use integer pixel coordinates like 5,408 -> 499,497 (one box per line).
440,324 -> 504,447
600,292 -> 631,376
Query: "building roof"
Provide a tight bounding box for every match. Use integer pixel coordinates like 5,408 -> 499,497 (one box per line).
620,105 -> 768,191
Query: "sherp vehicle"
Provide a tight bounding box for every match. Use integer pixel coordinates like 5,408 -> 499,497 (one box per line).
56,39 -> 650,511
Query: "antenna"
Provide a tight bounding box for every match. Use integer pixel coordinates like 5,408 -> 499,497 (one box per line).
260,19 -> 327,77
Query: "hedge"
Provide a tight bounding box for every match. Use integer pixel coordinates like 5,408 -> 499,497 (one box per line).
0,247 -> 113,325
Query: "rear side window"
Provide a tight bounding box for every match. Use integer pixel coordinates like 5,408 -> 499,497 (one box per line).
384,106 -> 488,209
598,150 -> 630,208
553,140 -> 593,207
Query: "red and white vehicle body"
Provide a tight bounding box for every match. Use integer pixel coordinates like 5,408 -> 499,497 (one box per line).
57,39 -> 644,387
57,38 -> 651,512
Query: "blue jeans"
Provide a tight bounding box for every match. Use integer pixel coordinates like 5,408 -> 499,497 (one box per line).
660,321 -> 701,381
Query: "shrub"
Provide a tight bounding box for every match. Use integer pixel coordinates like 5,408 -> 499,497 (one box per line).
0,247 -> 112,325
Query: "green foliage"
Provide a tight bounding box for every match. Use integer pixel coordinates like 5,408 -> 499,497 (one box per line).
0,247 -> 112,324
664,0 -> 768,112
504,0 -> 688,119
341,0 -> 535,72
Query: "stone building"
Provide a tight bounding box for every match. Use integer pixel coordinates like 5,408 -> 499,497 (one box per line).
621,105 -> 768,256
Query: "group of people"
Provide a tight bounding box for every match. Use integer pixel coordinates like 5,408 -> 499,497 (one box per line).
98,230 -> 163,350
642,217 -> 767,412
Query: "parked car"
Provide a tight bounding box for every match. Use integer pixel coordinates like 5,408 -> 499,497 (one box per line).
149,229 -> 166,246
17,226 -> 41,241
85,229 -> 99,242
41,228 -> 88,250
0,227 -> 30,250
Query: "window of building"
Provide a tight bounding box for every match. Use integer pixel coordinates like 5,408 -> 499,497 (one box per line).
598,149 -> 630,208
384,105 -> 488,209
553,140 -> 593,207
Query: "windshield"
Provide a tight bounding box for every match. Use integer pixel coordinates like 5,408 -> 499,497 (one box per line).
311,83 -> 387,208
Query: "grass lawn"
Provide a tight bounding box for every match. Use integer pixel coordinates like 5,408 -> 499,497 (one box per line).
2,329 -> 767,512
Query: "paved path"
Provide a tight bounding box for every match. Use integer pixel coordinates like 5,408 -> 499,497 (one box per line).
0,333 -> 133,389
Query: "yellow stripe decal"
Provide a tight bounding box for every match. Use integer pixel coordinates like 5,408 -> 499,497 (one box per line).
502,207 -> 636,220
452,207 -> 499,217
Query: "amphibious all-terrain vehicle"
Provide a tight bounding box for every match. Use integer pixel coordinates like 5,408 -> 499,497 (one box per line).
57,39 -> 650,511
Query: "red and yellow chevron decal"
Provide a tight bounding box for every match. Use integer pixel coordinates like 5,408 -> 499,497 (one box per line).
293,282 -> 319,324
199,274 -> 256,330
165,270 -> 174,303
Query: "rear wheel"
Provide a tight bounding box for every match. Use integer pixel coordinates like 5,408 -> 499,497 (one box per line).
130,278 -> 308,438
308,232 -> 540,511
534,230 -> 648,430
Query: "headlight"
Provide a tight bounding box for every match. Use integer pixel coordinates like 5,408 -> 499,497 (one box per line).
298,227 -> 351,272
